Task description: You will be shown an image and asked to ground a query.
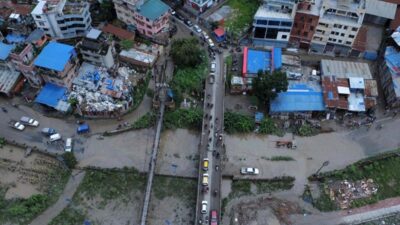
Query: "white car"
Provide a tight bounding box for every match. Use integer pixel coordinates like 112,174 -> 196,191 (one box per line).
65,138 -> 73,152
49,133 -> 61,142
202,31 -> 209,39
193,25 -> 202,33
207,38 -> 215,47
210,62 -> 216,72
20,116 -> 39,127
201,200 -> 208,214
241,167 -> 260,175
202,173 -> 209,186
9,121 -> 25,131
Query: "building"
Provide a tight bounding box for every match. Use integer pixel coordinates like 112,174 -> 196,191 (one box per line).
289,0 -> 320,49
270,82 -> 326,117
34,82 -> 71,112
242,47 -> 282,78
79,28 -> 115,69
321,59 -> 377,112
252,0 -> 296,47
186,0 -> 214,13
0,1 -> 35,37
119,42 -> 163,68
33,41 -> 78,88
31,0 -> 92,39
113,0 -> 170,37
69,62 -> 133,117
0,42 -> 24,97
380,46 -> 400,108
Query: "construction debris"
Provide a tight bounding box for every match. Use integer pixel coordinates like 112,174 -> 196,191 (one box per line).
329,179 -> 378,209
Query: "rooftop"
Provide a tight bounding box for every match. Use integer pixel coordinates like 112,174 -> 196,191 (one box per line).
137,0 -> 170,21
270,82 -> 326,113
320,60 -> 372,80
86,28 -> 102,40
384,47 -> 400,97
0,42 -> 15,60
242,47 -> 282,76
365,0 -> 396,19
322,76 -> 350,109
25,29 -> 45,43
34,42 -> 75,72
35,82 -> 70,112
0,2 -> 32,17
254,5 -> 293,19
120,48 -> 156,64
102,24 -> 135,40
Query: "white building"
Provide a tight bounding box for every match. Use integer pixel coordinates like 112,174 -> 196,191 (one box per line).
31,0 -> 92,39
252,0 -> 296,47
310,0 -> 366,55
79,29 -> 115,69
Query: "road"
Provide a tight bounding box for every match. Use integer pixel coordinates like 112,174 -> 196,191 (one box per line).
195,51 -> 225,224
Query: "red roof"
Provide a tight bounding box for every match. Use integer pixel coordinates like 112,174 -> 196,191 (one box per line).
102,24 -> 135,40
214,27 -> 225,37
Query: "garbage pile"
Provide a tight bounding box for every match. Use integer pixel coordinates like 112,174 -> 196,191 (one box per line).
329,179 -> 378,209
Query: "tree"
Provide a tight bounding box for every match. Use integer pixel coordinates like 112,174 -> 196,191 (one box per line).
252,70 -> 288,110
62,152 -> 77,169
120,39 -> 134,50
171,38 -> 203,68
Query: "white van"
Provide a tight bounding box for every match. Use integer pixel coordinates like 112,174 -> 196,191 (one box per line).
65,138 -> 72,152
49,133 -> 61,142
201,200 -> 208,214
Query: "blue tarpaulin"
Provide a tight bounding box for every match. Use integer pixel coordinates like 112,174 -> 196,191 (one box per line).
6,34 -> 25,44
35,83 -> 67,108
77,124 -> 90,133
255,112 -> 264,123
0,42 -> 14,60
34,42 -> 75,71
245,48 -> 281,75
273,48 -> 282,69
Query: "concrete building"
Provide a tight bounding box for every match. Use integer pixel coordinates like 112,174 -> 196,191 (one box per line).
380,46 -> 400,108
252,0 -> 297,47
113,0 -> 170,37
9,43 -> 42,87
0,42 -> 24,97
289,0 -> 320,49
33,41 -> 78,89
321,59 -> 377,112
309,0 -> 367,56
186,0 -> 214,13
79,28 -> 115,69
31,0 -> 92,39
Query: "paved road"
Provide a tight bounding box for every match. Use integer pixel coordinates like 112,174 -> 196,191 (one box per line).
29,170 -> 86,225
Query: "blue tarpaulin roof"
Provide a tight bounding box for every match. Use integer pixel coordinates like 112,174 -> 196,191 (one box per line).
273,48 -> 282,69
0,42 -> 14,60
34,42 -> 75,72
6,34 -> 25,43
246,48 -> 281,74
255,112 -> 264,123
270,84 -> 325,113
35,83 -> 67,108
138,0 -> 170,21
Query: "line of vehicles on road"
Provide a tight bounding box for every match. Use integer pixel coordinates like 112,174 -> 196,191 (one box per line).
8,116 -> 90,152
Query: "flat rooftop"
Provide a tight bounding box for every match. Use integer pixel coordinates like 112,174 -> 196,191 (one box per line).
254,5 -> 293,19
34,42 -> 75,72
320,59 -> 372,80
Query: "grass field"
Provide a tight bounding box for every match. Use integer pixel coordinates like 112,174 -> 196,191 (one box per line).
225,0 -> 261,37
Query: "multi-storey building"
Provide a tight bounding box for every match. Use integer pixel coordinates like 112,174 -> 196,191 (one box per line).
33,41 -> 79,89
309,0 -> 366,55
31,0 -> 92,39
113,0 -> 170,37
186,0 -> 214,13
289,0 -> 320,49
252,0 -> 296,47
79,28 -> 115,69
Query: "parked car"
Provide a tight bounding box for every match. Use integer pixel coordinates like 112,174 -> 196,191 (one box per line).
193,25 -> 202,33
208,74 -> 215,84
207,38 -> 215,48
203,158 -> 209,171
184,19 -> 193,27
241,167 -> 259,175
210,210 -> 218,225
49,133 -> 61,142
65,138 -> 73,152
173,12 -> 184,21
9,120 -> 25,131
20,116 -> 39,127
201,200 -> 208,214
41,127 -> 56,136
210,62 -> 216,72
202,31 -> 209,39
77,123 -> 90,134
202,173 -> 209,186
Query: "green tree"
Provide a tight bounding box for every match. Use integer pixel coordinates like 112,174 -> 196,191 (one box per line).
253,70 -> 288,110
120,39 -> 134,50
171,38 -> 202,68
62,152 -> 77,169
99,0 -> 116,22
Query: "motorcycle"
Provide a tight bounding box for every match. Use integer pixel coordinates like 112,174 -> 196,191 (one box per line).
215,165 -> 219,171
2,107 -> 7,113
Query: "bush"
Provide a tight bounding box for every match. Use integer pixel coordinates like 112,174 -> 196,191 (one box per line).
62,152 -> 77,169
49,207 -> 85,225
171,38 -> 203,68
146,88 -> 154,98
297,123 -> 318,136
164,108 -> 203,130
132,112 -> 156,129
224,111 -> 255,134
270,156 -> 295,161
259,118 -> 284,136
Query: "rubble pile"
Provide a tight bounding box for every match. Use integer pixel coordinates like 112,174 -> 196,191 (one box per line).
329,179 -> 378,209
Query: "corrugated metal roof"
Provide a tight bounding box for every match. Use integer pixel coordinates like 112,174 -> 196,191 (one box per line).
138,0 -> 170,21
366,0 -> 396,19
320,60 -> 372,79
34,42 -> 75,72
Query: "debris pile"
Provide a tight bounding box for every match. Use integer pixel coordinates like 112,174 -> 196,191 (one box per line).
329,179 -> 378,209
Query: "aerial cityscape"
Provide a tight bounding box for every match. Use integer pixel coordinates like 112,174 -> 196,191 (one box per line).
0,0 -> 400,224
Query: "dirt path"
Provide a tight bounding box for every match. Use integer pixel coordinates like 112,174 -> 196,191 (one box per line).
29,170 -> 86,225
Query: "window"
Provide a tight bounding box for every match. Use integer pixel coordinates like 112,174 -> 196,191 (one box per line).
331,31 -> 335,35
297,30 -> 301,35
310,26 -> 314,31
340,33 -> 345,37
146,18 -> 150,22
338,40 -> 342,43
352,27 -> 358,32
256,20 -> 268,25
308,18 -> 313,23
35,15 -> 41,19
328,38 -> 333,41
281,21 -> 292,27
335,32 -> 339,35
338,25 -> 342,28
346,41 -> 352,45
333,38 -> 337,42
281,35 -> 287,39
38,22 -> 45,26
268,20 -> 280,26
303,32 -> 308,37
294,22 -> 298,28
43,28 -> 49,31
343,26 -> 348,30
349,34 -> 355,38
334,24 -> 338,28
146,25 -> 151,29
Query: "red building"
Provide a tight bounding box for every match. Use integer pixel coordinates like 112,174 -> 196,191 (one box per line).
289,2 -> 319,49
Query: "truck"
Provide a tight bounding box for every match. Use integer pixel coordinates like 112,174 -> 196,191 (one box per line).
276,140 -> 297,149
9,120 -> 25,131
